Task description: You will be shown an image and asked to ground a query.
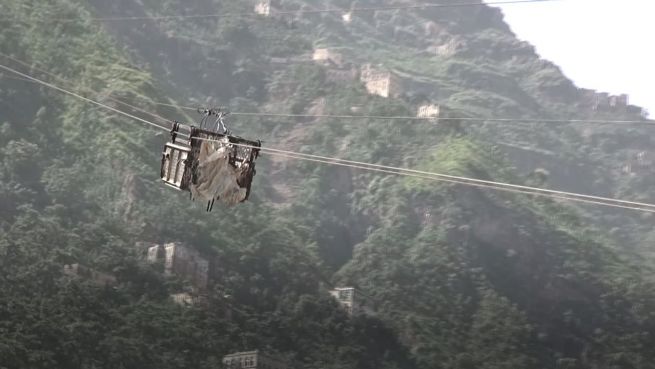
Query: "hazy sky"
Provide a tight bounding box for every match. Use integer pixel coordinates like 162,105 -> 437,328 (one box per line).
488,0 -> 654,114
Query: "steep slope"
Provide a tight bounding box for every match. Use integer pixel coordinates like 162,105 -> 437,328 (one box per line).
0,2 -> 414,369
85,0 -> 655,250
2,1 -> 655,369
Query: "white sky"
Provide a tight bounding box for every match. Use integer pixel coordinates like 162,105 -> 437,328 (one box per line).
488,0 -> 654,114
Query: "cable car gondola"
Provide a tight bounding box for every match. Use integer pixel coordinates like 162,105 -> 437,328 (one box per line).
160,108 -> 261,211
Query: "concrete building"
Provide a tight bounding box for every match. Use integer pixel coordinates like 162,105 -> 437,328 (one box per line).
171,292 -> 196,306
622,151 -> 654,175
147,243 -> 209,290
580,88 -> 630,111
627,105 -> 646,117
223,351 -> 288,369
63,264 -> 117,287
360,64 -> 401,98
312,48 -> 344,66
254,0 -> 272,16
329,287 -> 358,315
170,292 -> 209,306
609,94 -> 629,108
417,104 -> 441,119
430,37 -> 465,58
342,12 -> 353,24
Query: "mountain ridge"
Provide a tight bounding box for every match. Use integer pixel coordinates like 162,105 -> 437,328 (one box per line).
1,1 -> 655,368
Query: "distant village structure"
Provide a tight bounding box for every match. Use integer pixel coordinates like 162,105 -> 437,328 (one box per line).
170,292 -> 197,306
360,64 -> 401,98
417,104 -> 441,119
579,89 -> 636,113
312,48 -> 344,67
63,264 -> 116,287
329,287 -> 358,315
254,0 -> 272,16
311,48 -> 358,83
622,151 -> 654,175
429,37 -> 465,58
147,242 -> 209,291
223,351 -> 288,369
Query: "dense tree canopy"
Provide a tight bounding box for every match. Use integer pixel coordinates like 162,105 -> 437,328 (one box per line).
1,1 -> 654,368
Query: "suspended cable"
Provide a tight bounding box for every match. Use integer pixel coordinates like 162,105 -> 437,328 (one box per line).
4,62 -> 655,213
0,52 -> 172,126
194,138 -> 655,213
29,0 -> 561,23
4,54 -> 648,127
147,101 -> 652,126
0,63 -> 170,133
230,112 -> 652,125
276,153 -> 655,213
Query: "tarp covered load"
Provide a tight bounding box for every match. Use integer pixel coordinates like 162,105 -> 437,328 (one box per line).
160,118 -> 261,210
189,138 -> 249,207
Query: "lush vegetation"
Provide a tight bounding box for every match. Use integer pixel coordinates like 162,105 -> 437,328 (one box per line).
1,0 -> 655,369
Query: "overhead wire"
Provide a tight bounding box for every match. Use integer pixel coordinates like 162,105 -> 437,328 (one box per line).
4,61 -> 655,214
28,0 -> 562,23
3,35 -> 649,127
199,139 -> 655,213
0,63 -> 170,133
145,101 -> 653,126
0,52 -> 173,126
222,112 -> 653,126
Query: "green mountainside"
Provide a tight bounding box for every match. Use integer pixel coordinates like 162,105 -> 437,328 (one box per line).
1,1 -> 654,368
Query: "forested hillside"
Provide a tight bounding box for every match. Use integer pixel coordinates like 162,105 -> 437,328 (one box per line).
1,1 -> 654,369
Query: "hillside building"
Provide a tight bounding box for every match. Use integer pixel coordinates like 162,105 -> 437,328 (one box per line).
417,104 -> 441,119
312,48 -> 344,67
329,287 -> 358,315
170,292 -> 208,306
360,64 -> 401,98
171,292 -> 195,306
254,0 -> 272,16
622,151 -> 654,175
627,105 -> 646,117
223,351 -> 288,369
430,37 -> 466,57
147,242 -> 209,290
579,89 -> 630,111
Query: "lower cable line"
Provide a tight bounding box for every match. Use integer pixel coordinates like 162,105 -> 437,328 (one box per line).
0,63 -> 170,133
2,61 -> 655,213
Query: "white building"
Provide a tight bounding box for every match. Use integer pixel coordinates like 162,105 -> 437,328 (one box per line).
329,287 -> 358,315
312,48 -> 344,66
254,0 -> 271,16
360,64 -> 401,98
147,243 -> 210,290
417,104 -> 440,119
171,292 -> 196,306
223,351 -> 288,369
